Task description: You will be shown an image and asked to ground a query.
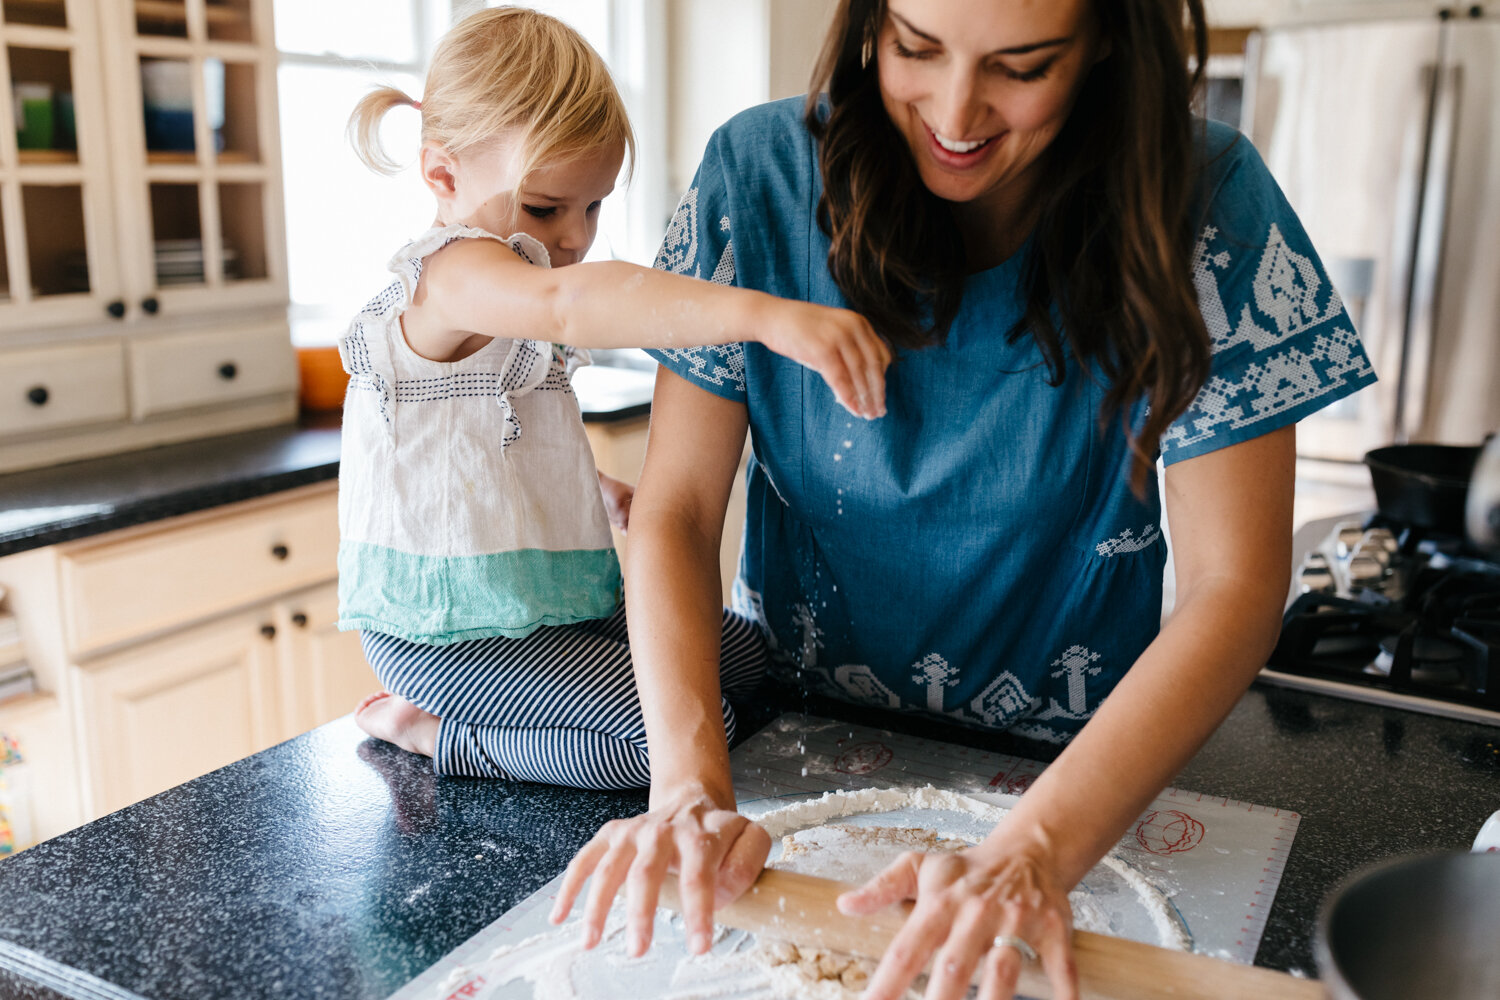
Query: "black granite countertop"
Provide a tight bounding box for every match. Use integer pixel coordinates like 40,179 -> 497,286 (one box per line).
0,683 -> 1495,1000
0,365 -> 655,558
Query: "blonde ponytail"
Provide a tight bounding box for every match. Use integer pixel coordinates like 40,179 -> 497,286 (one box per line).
347,86 -> 420,176
346,8 -> 635,185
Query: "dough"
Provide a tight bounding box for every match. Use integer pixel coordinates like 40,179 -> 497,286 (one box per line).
748,824 -> 970,996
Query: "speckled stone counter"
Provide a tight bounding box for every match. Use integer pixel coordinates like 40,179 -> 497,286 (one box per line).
0,365 -> 654,558
0,684 -> 1494,999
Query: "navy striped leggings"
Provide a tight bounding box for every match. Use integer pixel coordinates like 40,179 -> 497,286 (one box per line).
359,601 -> 766,790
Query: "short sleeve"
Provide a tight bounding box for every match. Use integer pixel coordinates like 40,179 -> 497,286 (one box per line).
645,130 -> 748,402
1159,129 -> 1377,464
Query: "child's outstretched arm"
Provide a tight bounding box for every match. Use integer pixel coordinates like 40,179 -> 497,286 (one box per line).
410,238 -> 891,419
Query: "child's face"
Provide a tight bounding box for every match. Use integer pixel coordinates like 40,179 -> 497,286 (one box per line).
443,140 -> 625,267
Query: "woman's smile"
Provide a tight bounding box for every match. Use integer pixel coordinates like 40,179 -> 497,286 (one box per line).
923,120 -> 1005,169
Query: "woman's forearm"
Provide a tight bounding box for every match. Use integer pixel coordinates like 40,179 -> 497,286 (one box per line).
622,370 -> 753,811
987,576 -> 1282,887
625,499 -> 739,808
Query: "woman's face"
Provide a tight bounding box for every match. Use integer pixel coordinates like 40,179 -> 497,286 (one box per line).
877,0 -> 1105,216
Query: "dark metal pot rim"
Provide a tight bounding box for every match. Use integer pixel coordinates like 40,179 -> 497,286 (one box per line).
1314,849 -> 1496,999
1363,444 -> 1479,490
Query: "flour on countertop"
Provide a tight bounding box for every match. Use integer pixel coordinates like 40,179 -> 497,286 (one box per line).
455,785 -> 1189,999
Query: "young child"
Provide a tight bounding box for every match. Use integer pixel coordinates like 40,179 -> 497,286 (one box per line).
338,7 -> 890,790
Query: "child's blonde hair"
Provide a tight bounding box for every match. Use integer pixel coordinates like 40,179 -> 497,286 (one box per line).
348,6 -> 635,188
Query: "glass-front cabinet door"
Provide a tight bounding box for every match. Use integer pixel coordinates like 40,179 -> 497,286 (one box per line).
0,0 -> 123,331
99,0 -> 284,320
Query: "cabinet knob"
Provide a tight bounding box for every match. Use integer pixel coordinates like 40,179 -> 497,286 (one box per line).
291,612 -> 308,628
218,361 -> 238,381
141,296 -> 160,315
26,385 -> 49,407
271,543 -> 289,560
106,300 -> 126,319
260,624 -> 277,639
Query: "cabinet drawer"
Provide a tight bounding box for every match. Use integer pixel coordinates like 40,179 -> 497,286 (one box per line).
0,341 -> 127,436
60,489 -> 339,655
129,323 -> 297,419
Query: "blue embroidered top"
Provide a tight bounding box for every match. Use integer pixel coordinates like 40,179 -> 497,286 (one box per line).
648,99 -> 1376,746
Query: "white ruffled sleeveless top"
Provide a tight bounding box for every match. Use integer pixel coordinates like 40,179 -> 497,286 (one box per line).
335,223 -> 620,644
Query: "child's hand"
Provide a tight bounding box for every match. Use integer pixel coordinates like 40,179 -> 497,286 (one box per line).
755,300 -> 891,419
597,471 -> 633,532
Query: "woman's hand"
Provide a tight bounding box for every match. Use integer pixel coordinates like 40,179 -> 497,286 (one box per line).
837,839 -> 1079,1000
549,784 -> 771,959
754,299 -> 892,420
596,470 -> 633,532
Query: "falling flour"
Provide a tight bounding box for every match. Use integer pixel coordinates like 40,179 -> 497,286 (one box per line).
463,784 -> 1189,999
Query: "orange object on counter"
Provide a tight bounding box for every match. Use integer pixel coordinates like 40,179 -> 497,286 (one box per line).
297,345 -> 350,412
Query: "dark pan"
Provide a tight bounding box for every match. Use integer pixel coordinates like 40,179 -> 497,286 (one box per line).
1363,444 -> 1481,535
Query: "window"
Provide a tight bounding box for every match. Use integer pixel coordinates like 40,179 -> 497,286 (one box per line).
274,0 -> 667,346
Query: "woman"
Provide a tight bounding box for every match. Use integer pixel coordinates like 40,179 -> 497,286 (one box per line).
553,1 -> 1374,998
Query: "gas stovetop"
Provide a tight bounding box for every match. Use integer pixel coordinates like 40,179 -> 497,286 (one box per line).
1259,513 -> 1500,726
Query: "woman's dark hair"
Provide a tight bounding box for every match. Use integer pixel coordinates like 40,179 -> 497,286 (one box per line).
805,0 -> 1211,492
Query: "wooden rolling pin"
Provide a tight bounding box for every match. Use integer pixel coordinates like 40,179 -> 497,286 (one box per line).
661,869 -> 1324,1000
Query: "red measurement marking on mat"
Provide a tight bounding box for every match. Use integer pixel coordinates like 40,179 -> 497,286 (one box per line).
444,976 -> 487,999
1000,773 -> 1035,795
835,741 -> 893,775
1134,809 -> 1206,856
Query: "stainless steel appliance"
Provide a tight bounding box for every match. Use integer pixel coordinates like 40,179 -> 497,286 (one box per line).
1242,9 -> 1500,460
1316,851 -> 1500,1000
1262,511 -> 1500,726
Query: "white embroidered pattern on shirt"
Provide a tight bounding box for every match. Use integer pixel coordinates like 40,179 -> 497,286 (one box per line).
1166,223 -> 1372,453
910,652 -> 961,713
652,187 -> 748,393
969,669 -> 1037,727
655,186 -> 699,276
1096,523 -> 1163,558
1029,645 -> 1104,723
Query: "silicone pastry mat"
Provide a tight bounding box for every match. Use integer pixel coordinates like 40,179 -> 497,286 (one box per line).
390,714 -> 1300,999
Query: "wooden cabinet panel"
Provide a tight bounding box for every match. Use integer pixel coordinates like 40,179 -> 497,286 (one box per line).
0,340 -> 126,435
274,583 -> 377,738
586,416 -> 749,604
59,487 -> 338,655
74,609 -> 278,815
127,321 -> 297,419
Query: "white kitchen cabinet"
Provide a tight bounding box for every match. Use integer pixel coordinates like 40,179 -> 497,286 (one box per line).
0,0 -> 293,472
73,580 -> 377,817
72,605 -> 279,815
273,582 -> 378,740
0,480 -> 362,837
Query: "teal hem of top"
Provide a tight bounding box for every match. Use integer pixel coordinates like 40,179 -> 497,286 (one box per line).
337,539 -> 622,646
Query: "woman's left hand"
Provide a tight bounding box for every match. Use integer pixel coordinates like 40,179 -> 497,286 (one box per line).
597,471 -> 634,532
836,840 -> 1079,1000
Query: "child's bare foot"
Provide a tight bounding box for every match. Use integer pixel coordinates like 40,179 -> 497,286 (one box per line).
354,691 -> 440,758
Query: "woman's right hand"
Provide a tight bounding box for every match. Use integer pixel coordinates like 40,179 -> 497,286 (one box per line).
549,784 -> 771,959
755,299 -> 892,420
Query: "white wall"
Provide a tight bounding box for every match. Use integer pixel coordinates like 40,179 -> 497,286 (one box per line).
665,0 -> 836,199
